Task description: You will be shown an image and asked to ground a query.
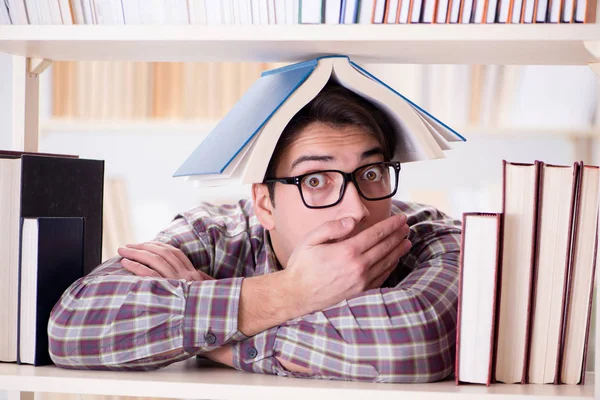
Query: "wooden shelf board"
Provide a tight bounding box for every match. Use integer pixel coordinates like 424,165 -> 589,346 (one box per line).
0,359 -> 594,400
0,25 -> 599,64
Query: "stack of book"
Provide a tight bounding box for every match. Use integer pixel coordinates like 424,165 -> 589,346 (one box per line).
0,151 -> 105,366
1,0 -> 593,25
456,160 -> 599,385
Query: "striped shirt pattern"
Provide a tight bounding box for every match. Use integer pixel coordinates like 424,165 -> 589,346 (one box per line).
48,199 -> 461,383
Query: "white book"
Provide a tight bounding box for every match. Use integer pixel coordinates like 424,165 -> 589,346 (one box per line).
275,0 -> 286,23
205,0 -> 222,24
284,0 -> 295,23
560,164 -> 600,385
386,0 -> 400,22
562,0 -> 574,21
422,0 -> 437,22
164,0 -> 190,23
232,0 -> 241,23
325,0 -> 341,23
411,0 -> 424,22
188,0 -> 208,24
343,0 -> 359,22
521,0 -> 534,21
266,0 -> 276,22
94,0 -> 125,24
574,0 -> 585,21
0,158 -> 21,362
121,0 -> 141,24
528,163 -> 579,385
7,0 -> 29,23
456,213 -> 501,385
472,0 -> 485,22
300,0 -> 322,23
0,1 -> 11,23
221,0 -> 233,23
497,0 -> 510,22
436,0 -> 450,22
358,0 -> 374,23
292,0 -> 299,22
511,0 -> 524,22
372,0 -> 386,22
238,0 -> 252,24
47,0 -> 62,23
57,0 -> 73,23
485,0 -> 498,21
460,0 -> 474,22
258,0 -> 269,23
535,0 -> 549,20
250,0 -> 260,22
548,0 -> 560,21
449,0 -> 461,22
22,0 -> 39,23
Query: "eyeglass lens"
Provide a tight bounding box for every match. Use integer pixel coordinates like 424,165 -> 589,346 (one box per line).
299,163 -> 397,208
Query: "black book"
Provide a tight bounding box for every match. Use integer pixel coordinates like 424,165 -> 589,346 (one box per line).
0,153 -> 104,362
7,153 -> 104,274
18,217 -> 85,366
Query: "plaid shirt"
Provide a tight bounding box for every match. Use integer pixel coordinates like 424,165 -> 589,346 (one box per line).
48,199 -> 461,383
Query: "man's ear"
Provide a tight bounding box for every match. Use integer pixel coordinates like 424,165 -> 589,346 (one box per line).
252,183 -> 275,231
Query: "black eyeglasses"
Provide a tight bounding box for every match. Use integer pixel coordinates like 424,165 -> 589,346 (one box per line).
264,161 -> 401,209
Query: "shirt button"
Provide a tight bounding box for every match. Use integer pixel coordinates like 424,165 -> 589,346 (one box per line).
247,347 -> 258,359
205,333 -> 217,345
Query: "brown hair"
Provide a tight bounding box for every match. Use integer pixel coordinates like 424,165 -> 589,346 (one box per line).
263,81 -> 397,205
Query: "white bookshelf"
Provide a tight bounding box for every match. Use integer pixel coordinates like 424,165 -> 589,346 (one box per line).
0,25 -> 598,64
1,22 -> 600,400
0,359 -> 594,400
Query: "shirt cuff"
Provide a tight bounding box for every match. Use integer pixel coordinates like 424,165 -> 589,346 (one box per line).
232,326 -> 279,374
183,277 -> 248,353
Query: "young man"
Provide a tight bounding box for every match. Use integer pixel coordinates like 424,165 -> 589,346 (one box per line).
48,83 -> 461,383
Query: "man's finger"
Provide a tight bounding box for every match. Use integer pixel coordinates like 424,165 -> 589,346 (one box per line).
366,238 -> 412,288
117,246 -> 177,278
121,258 -> 161,278
347,214 -> 407,255
127,242 -> 190,277
304,217 -> 356,247
358,222 -> 409,269
146,241 -> 199,273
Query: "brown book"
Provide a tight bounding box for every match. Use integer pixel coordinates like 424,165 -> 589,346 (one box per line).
528,162 -> 579,384
560,163 -> 600,384
455,212 -> 502,386
494,160 -> 541,384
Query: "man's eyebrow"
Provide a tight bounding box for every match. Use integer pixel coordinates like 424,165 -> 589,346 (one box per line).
290,147 -> 386,171
290,155 -> 334,170
362,147 -> 385,159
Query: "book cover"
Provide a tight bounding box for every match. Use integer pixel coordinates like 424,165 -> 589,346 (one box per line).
17,217 -> 85,366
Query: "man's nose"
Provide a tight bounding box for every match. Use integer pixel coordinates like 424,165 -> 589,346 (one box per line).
339,182 -> 370,223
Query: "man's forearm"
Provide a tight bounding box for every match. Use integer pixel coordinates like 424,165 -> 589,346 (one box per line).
238,270 -> 307,337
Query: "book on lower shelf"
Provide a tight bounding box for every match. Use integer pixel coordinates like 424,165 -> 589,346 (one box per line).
0,152 -> 105,364
456,159 -> 599,386
18,217 -> 85,366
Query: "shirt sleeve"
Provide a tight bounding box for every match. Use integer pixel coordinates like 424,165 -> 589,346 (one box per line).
48,216 -> 248,370
232,205 -> 461,383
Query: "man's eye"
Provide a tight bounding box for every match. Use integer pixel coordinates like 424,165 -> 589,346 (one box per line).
361,167 -> 383,182
302,173 -> 326,189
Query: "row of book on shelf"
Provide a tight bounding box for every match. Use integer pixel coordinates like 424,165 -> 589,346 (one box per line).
456,160 -> 599,385
0,150 -> 104,365
0,0 -> 594,25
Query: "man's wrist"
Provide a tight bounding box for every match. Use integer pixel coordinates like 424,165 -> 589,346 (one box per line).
238,270 -> 303,337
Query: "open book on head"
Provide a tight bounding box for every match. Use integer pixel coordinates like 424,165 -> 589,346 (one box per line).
173,55 -> 466,187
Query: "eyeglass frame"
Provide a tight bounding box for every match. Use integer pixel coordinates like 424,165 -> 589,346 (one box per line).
263,161 -> 402,209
